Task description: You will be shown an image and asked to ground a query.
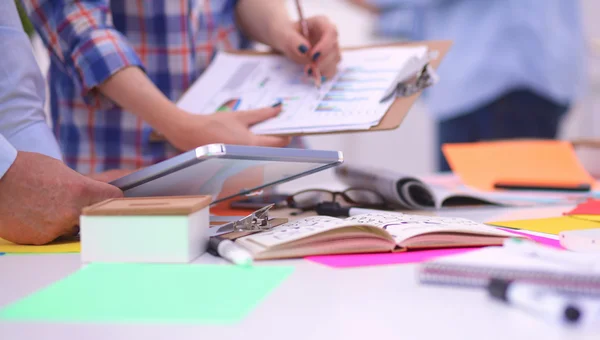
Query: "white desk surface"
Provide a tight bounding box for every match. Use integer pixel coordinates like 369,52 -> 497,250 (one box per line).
2,174 -> 600,340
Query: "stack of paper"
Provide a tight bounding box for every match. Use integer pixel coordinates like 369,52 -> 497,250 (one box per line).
177,46 -> 431,134
442,140 -> 596,191
488,199 -> 600,236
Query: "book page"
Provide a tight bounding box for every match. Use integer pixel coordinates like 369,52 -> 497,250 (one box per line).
345,212 -> 515,245
177,46 -> 428,134
237,216 -> 351,248
335,164 -> 419,208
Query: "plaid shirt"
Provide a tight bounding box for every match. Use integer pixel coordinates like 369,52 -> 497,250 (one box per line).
22,0 -> 258,173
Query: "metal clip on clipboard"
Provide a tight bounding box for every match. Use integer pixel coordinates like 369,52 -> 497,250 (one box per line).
208,204 -> 283,237
379,50 -> 440,103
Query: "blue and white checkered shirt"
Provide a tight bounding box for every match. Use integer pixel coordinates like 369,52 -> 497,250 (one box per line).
23,0 -> 288,173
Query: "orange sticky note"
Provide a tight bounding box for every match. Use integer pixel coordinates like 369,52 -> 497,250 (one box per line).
442,140 -> 595,191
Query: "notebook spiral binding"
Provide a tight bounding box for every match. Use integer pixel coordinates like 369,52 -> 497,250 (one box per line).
418,263 -> 600,297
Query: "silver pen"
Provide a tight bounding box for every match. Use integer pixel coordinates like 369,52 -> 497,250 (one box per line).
208,236 -> 253,266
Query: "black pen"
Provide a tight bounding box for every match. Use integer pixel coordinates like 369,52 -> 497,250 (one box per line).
488,278 -> 582,325
207,236 -> 253,266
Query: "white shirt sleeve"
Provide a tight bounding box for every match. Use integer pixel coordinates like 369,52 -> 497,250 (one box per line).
0,1 -> 62,181
0,134 -> 17,179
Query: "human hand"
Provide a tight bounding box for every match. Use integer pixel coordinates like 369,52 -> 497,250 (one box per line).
87,169 -> 138,183
0,152 -> 123,245
272,15 -> 341,80
346,0 -> 380,13
163,105 -> 291,151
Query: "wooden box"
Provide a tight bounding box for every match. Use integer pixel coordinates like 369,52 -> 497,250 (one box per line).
80,196 -> 211,263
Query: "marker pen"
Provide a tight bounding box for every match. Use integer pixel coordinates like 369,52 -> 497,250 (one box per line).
502,237 -> 600,271
488,278 -> 582,325
207,236 -> 253,266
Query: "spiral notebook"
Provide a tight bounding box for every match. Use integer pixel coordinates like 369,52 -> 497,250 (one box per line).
418,247 -> 600,296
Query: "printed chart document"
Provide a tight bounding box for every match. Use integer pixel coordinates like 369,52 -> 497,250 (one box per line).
177,46 -> 430,134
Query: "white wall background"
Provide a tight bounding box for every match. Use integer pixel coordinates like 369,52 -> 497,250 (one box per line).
30,0 -> 600,184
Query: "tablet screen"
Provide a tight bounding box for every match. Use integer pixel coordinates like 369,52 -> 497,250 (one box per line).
119,156 -> 338,204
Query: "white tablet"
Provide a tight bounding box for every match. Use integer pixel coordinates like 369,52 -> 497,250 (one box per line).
110,144 -> 343,204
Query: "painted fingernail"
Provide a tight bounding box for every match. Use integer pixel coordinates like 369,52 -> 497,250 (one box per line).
298,44 -> 308,54
271,101 -> 283,108
307,68 -> 313,76
312,52 -> 321,62
321,76 -> 326,82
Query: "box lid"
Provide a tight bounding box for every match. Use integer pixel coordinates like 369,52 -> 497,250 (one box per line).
82,196 -> 211,216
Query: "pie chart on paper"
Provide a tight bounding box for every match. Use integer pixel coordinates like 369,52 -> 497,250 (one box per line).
216,98 -> 242,112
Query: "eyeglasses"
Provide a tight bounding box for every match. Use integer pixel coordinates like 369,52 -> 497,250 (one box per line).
286,188 -> 387,211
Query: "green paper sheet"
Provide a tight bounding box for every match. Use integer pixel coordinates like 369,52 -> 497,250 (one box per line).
0,263 -> 293,324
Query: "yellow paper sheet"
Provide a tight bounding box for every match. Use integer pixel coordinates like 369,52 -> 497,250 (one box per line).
0,237 -> 80,253
570,214 -> 600,223
487,216 -> 600,235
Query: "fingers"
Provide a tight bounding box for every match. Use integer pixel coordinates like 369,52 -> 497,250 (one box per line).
252,135 -> 292,148
315,49 -> 341,79
93,181 -> 125,201
81,178 -> 124,207
234,106 -> 282,126
303,16 -> 340,80
281,29 -> 312,65
87,169 -> 136,183
307,16 -> 339,64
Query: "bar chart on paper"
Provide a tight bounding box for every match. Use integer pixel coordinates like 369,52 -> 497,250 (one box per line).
177,46 -> 430,134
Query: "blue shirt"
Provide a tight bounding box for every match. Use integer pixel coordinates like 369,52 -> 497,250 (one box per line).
0,1 -> 62,179
370,0 -> 587,120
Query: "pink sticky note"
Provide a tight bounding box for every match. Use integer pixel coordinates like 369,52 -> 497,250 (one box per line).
566,199 -> 600,216
499,228 -> 562,249
306,248 -> 479,268
305,229 -> 562,269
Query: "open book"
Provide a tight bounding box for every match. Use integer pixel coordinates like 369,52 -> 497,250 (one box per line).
334,164 -> 571,210
235,212 -> 523,260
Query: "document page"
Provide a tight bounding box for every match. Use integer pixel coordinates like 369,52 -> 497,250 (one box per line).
344,213 -> 514,245
238,216 -> 350,248
177,46 -> 428,134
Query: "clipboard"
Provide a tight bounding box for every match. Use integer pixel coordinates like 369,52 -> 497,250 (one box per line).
150,40 -> 452,141
313,40 -> 452,136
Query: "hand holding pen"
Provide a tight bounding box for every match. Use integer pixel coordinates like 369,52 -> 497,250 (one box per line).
271,1 -> 341,88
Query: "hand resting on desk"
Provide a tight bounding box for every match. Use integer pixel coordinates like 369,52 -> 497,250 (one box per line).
0,152 -> 123,245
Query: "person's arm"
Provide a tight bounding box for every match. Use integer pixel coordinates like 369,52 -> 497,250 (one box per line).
21,0 -> 289,151
0,1 -> 123,245
366,0 -> 452,9
348,0 -> 454,13
235,0 -> 341,79
234,0 -> 292,48
0,0 -> 62,161
19,1 -> 181,133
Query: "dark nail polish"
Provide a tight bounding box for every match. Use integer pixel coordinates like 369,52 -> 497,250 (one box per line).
298,44 -> 308,54
312,52 -> 321,62
321,76 -> 326,82
272,101 -> 282,107
307,68 -> 313,76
